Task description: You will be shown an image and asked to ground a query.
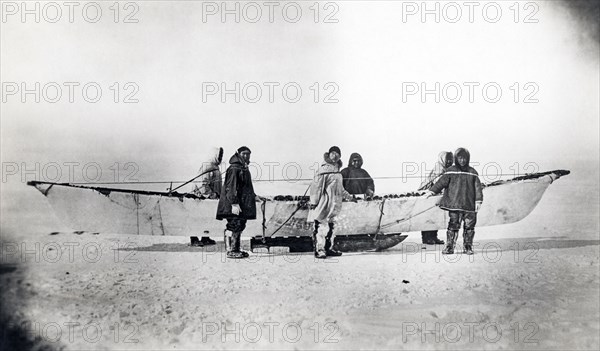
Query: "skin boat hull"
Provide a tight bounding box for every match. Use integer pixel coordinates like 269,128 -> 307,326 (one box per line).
27,170 -> 569,240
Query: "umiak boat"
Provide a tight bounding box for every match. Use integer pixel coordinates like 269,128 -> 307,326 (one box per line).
28,170 -> 569,252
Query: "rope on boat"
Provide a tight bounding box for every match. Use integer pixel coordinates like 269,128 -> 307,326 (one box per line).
133,193 -> 140,235
269,184 -> 312,237
58,173 -> 536,185
268,171 -> 351,237
42,184 -> 54,196
168,168 -> 215,194
379,204 -> 439,230
373,198 -> 387,241
155,200 -> 166,236
261,199 -> 267,242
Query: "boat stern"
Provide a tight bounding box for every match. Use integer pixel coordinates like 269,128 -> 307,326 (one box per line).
27,181 -> 55,196
549,169 -> 570,182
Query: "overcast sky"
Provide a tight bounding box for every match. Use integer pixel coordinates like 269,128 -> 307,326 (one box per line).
1,0 -> 598,193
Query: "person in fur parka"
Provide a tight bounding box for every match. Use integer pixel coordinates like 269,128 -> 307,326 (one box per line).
193,146 -> 223,200
340,152 -> 375,199
307,146 -> 353,259
190,146 -> 224,247
425,148 -> 483,255
216,146 -> 258,259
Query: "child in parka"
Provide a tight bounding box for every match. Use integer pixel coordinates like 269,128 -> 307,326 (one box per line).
424,148 -> 483,255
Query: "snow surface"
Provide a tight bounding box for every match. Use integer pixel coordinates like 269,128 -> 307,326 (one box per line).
1,162 -> 598,350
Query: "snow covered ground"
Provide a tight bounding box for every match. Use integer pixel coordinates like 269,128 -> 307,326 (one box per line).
1,162 -> 598,350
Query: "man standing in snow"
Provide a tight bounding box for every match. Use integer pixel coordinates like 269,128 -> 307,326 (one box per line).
216,146 -> 257,259
425,148 -> 483,255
